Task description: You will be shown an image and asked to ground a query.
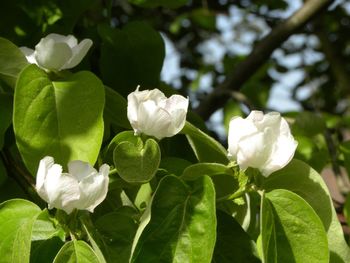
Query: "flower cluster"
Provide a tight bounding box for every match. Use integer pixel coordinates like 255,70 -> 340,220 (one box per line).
33,34 -> 297,215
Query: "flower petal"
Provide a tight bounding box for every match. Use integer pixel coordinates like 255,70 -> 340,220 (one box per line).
36,156 -> 56,202
19,47 -> 37,65
236,131 -> 268,170
44,33 -> 78,47
227,116 -> 258,159
68,160 -> 97,181
76,164 -> 109,212
61,39 -> 92,69
138,100 -> 172,139
44,171 -> 80,214
35,37 -> 72,70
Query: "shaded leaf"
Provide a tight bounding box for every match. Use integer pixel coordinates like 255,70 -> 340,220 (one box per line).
14,65 -> 105,174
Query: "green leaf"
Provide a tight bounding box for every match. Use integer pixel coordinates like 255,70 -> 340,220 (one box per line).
0,199 -> 41,263
160,157 -> 192,176
103,130 -> 136,164
0,177 -> 27,202
114,138 -> 161,183
131,175 -> 216,263
339,141 -> 350,177
80,217 -> 107,263
128,0 -> 188,8
191,9 -> 216,31
104,86 -> 131,129
0,157 -> 7,187
262,159 -> 350,263
213,210 -> 260,263
32,209 -> 65,241
0,37 -> 28,87
292,111 -> 326,137
31,237 -> 64,263
53,240 -> 101,263
95,209 -> 139,263
0,93 -> 13,149
182,121 -> 229,164
261,189 -> 329,263
181,163 -> 241,200
13,65 -> 105,174
99,22 -> 165,96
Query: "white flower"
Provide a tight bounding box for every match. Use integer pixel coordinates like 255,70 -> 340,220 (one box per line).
36,156 -> 109,214
127,87 -> 189,139
20,33 -> 92,71
227,111 -> 297,177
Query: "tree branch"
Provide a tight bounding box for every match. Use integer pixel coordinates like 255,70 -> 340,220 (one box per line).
195,0 -> 335,120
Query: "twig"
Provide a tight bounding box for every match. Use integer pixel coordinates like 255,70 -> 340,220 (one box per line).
195,0 -> 335,120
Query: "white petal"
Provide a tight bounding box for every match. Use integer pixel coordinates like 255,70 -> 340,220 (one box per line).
138,101 -> 172,139
45,171 -> 80,214
167,108 -> 188,135
44,34 -> 78,46
247,111 -> 264,122
35,156 -> 55,202
144,88 -> 166,102
236,131 -> 268,170
127,88 -> 142,128
261,134 -> 298,176
76,164 -> 109,212
19,47 -> 37,65
35,38 -> 72,70
68,160 -> 97,181
61,39 -> 92,69
227,117 -> 257,159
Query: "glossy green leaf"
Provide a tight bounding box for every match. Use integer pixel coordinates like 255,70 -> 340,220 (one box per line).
128,0 -> 188,8
0,157 -> 7,187
0,37 -> 28,87
13,65 -> 105,174
80,217 -> 107,263
95,209 -> 139,263
32,209 -> 65,241
0,199 -> 41,263
181,162 -> 242,200
104,86 -> 131,129
213,210 -> 260,263
114,138 -> 161,183
99,22 -> 165,96
0,93 -> 13,149
103,130 -> 136,164
31,237 -> 64,263
53,240 -> 101,263
261,189 -> 328,263
159,157 -> 192,176
263,159 -> 350,262
182,121 -> 229,164
131,175 -> 216,263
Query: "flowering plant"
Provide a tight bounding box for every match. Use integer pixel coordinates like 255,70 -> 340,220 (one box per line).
0,3 -> 349,263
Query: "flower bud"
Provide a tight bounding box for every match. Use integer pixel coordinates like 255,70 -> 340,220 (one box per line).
228,111 -> 297,176
36,156 -> 109,214
20,33 -> 92,71
127,87 -> 189,139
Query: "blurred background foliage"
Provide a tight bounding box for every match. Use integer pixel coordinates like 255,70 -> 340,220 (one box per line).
2,0 -> 350,239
